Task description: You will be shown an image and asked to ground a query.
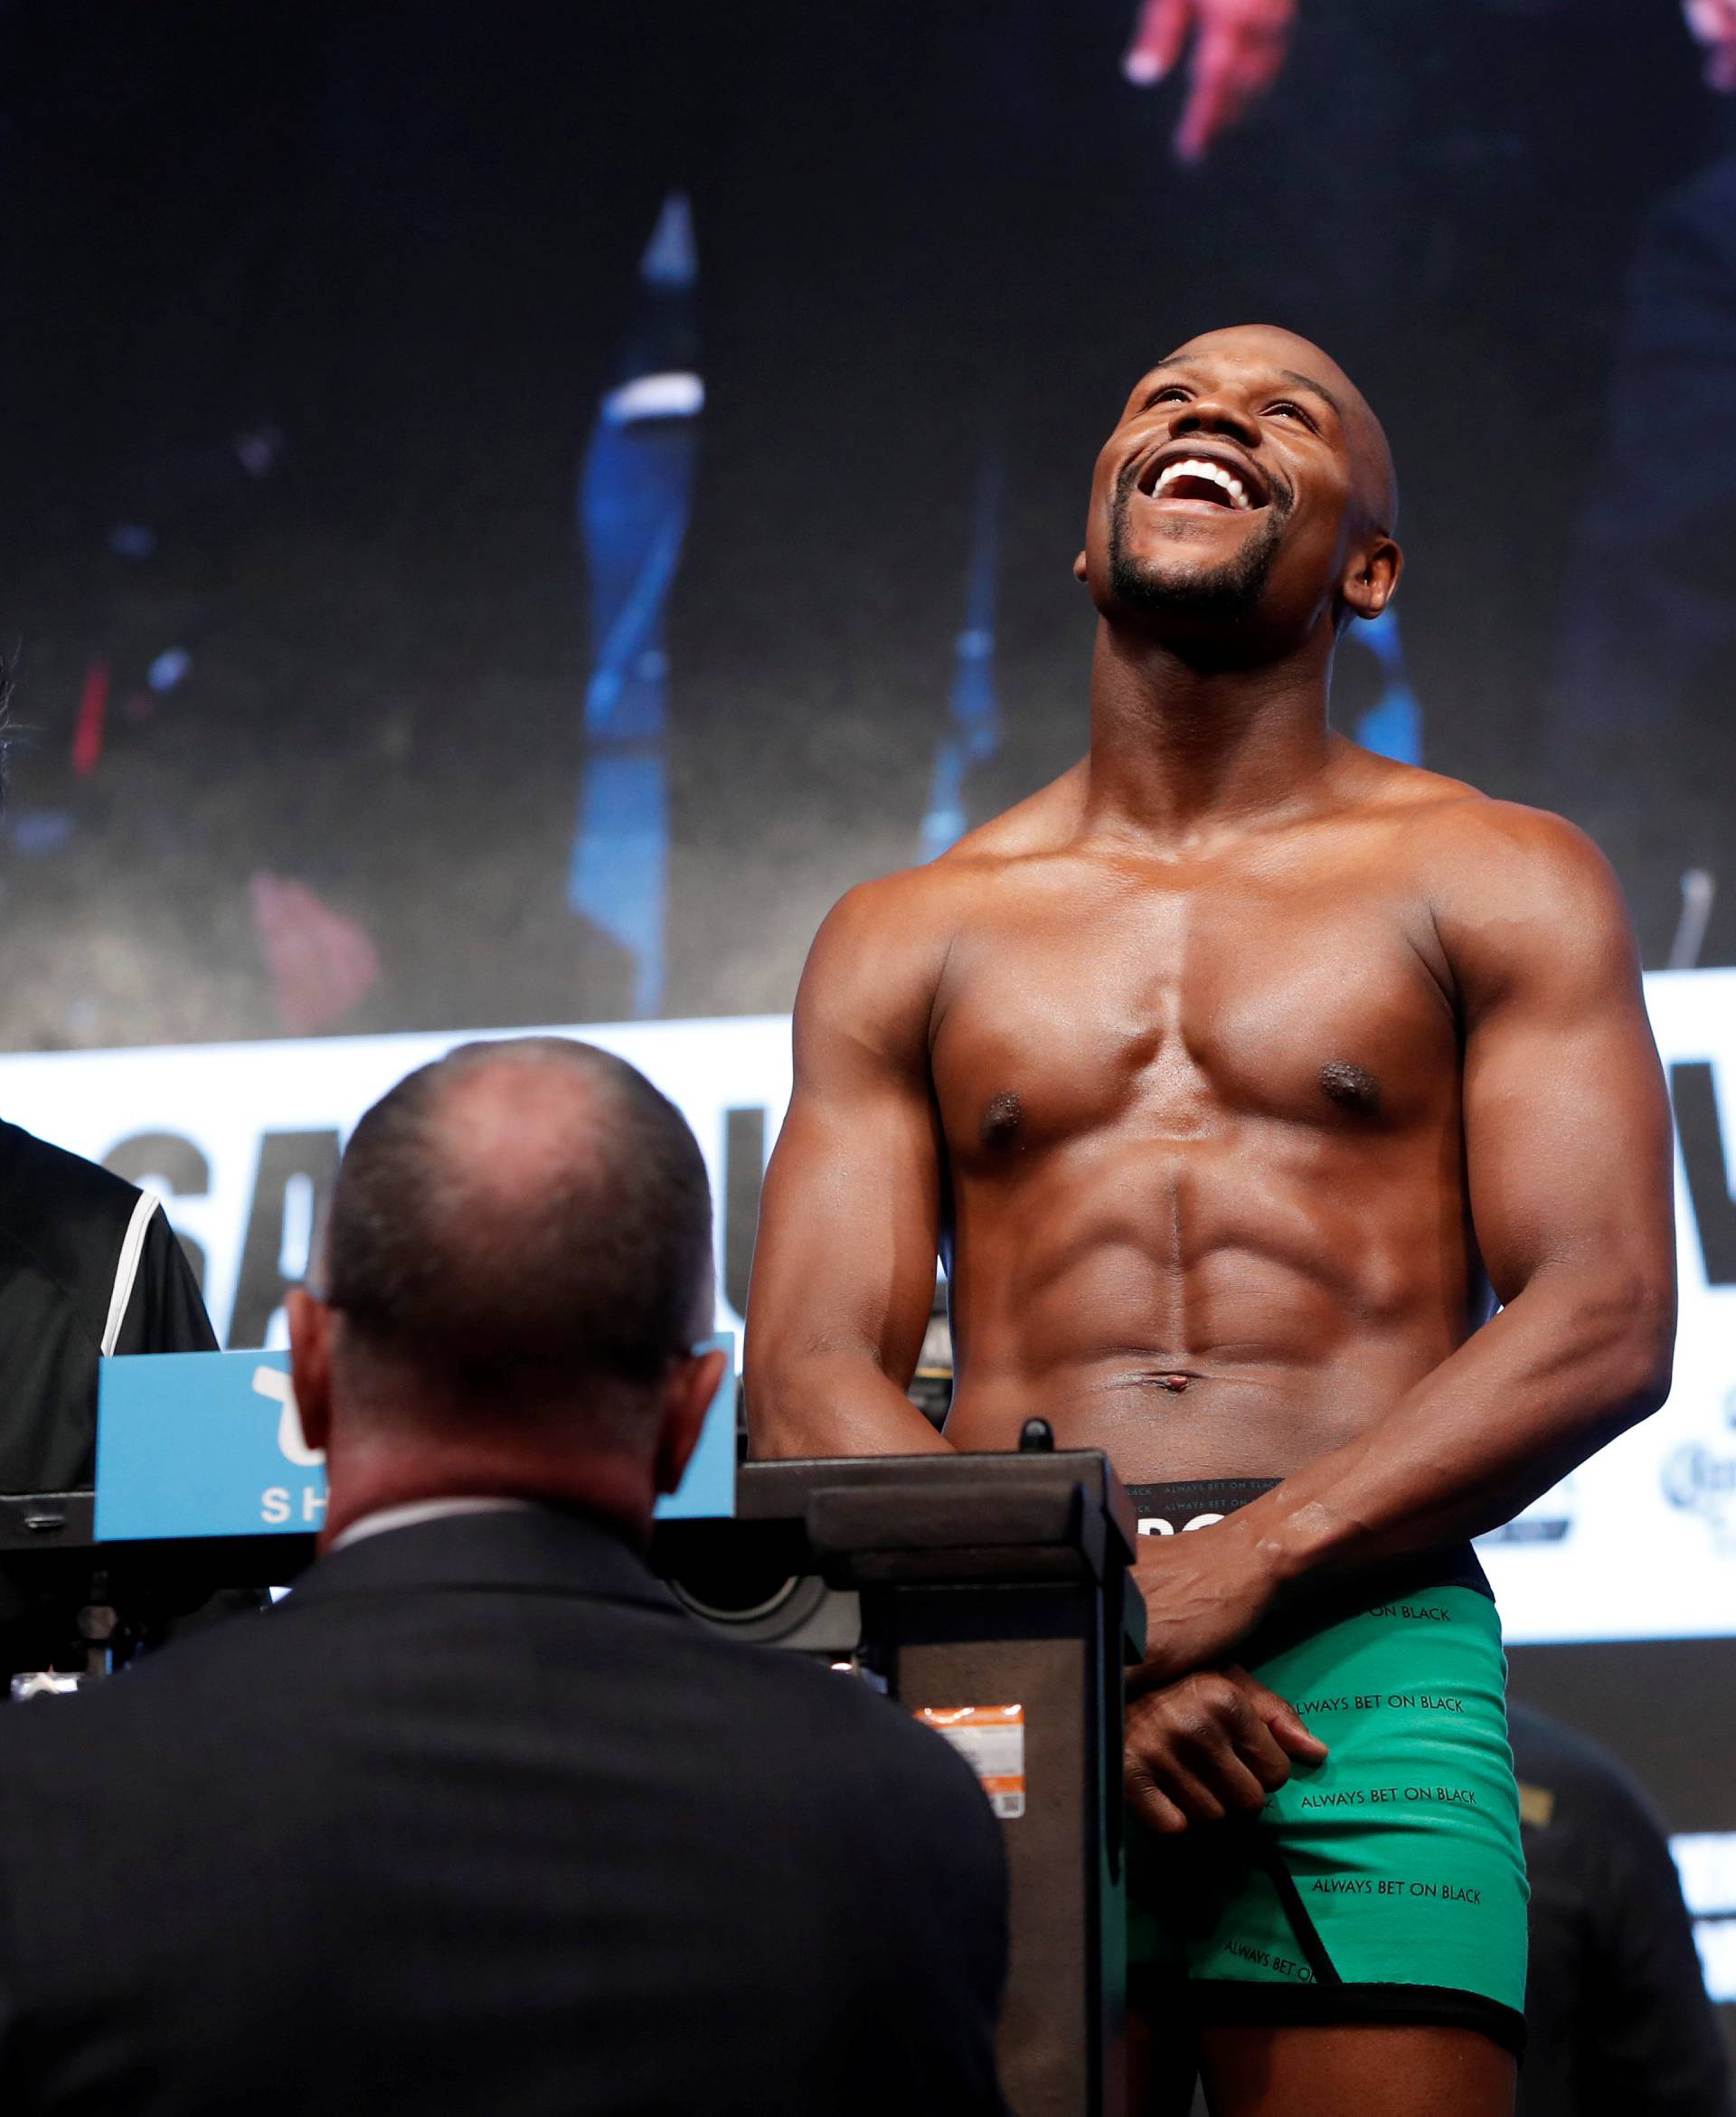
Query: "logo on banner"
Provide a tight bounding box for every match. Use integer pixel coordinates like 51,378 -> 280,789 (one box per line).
97,1338 -> 738,1542
1477,1476 -> 1577,1547
1661,1393 -> 1736,1554
96,1350 -> 326,1540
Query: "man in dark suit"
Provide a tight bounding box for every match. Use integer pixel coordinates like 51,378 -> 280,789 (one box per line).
0,1035 -> 1010,2116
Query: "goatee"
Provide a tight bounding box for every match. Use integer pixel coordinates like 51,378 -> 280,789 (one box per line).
1108,477 -> 1288,623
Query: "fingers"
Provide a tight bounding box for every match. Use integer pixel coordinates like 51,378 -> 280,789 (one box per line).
1173,15 -> 1286,162
1170,0 -> 1296,164
1179,1672 -> 1292,1798
1127,1745 -> 1246,1829
1225,1703 -> 1294,1792
1124,1754 -> 1190,1835
1126,1674 -> 1298,1830
1685,0 -> 1736,89
1134,1745 -> 1234,1827
1684,0 -> 1736,39
1226,1663 -> 1330,1763
1173,26 -> 1241,165
1124,0 -> 1193,87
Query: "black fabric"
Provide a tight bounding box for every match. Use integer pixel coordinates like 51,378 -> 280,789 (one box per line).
1508,1702 -> 1731,2117
1186,1976 -> 1529,2060
1246,1838 -> 1343,1988
1122,1478 -> 1495,1632
1235,1839 -> 1533,2064
0,1506 -> 1010,2116
1124,1479 -> 1284,1526
0,1120 -> 216,1492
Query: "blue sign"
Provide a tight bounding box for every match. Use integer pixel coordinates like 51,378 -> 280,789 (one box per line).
96,1336 -> 738,1541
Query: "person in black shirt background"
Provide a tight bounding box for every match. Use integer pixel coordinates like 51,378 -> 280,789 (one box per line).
1511,1701 -> 1732,2117
0,710 -> 217,1673
0,1120 -> 214,1498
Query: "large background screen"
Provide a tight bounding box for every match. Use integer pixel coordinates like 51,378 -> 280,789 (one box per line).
2,0 -> 1735,2049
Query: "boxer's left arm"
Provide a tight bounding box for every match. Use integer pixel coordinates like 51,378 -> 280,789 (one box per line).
745,875 -> 958,1459
1135,807 -> 1676,1682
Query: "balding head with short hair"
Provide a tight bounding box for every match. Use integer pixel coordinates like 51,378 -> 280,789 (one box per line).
325,1038 -> 712,1422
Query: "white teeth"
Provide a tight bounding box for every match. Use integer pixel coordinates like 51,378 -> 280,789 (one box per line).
1152,458 -> 1253,511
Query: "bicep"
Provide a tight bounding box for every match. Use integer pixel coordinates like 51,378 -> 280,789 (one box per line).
746,886 -> 948,1385
1458,833 -> 1675,1308
750,1073 -> 945,1380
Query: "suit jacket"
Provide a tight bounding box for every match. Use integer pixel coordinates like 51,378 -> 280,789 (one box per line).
0,1507 -> 1009,2115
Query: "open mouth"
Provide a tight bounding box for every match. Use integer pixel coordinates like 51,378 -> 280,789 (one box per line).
1137,447 -> 1269,514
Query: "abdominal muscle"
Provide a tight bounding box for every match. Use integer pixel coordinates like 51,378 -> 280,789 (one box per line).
938,1175 -> 1474,1481
941,1347 -> 1439,1482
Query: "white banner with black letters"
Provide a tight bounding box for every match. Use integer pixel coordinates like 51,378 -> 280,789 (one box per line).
2,974 -> 1735,1646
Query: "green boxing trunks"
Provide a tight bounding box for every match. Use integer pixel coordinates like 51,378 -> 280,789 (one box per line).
1125,1479 -> 1528,2058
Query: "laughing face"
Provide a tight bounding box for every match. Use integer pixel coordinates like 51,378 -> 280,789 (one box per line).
1078,325 -> 1400,650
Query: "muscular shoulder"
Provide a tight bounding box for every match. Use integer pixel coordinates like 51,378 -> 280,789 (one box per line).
797,866 -> 967,1061
1367,773 -> 1636,1013
943,761 -> 1087,863
799,770 -> 1083,1055
1411,789 -> 1622,929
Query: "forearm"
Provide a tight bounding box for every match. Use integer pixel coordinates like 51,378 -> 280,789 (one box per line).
747,1348 -> 957,1460
1232,1267 -> 1674,1595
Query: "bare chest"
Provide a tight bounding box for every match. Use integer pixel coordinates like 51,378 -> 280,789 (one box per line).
929,865 -> 1458,1165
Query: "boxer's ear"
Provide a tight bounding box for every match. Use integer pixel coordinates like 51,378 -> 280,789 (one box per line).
1340,534 -> 1401,623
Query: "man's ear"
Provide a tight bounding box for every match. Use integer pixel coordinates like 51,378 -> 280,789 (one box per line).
652,1347 -> 730,1498
286,1287 -> 336,1453
1340,534 -> 1402,623
1073,548 -> 1089,582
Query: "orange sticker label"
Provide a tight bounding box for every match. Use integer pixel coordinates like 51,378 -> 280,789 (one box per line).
915,1704 -> 1025,1819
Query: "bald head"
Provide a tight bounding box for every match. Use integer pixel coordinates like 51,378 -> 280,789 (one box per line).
325,1038 -> 713,1413
1156,324 -> 1398,534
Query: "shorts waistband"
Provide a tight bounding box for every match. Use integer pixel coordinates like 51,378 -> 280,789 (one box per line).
1126,1479 -> 1281,1529
1122,1477 -> 1493,1608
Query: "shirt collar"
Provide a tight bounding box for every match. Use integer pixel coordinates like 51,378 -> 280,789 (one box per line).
329,1495 -> 543,1555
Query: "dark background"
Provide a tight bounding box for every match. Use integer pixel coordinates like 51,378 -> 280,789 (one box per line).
0,1 -> 1727,1044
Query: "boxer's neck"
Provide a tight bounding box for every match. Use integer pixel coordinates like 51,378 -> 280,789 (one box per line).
1084,619 -> 1335,844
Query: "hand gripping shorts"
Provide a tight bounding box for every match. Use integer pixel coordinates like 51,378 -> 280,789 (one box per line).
1124,1479 -> 1529,2058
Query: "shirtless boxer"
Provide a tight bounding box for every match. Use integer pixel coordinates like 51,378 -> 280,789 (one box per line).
744,325 -> 1677,2116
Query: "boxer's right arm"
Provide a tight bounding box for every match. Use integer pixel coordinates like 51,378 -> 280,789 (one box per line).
746,878 -> 956,1458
